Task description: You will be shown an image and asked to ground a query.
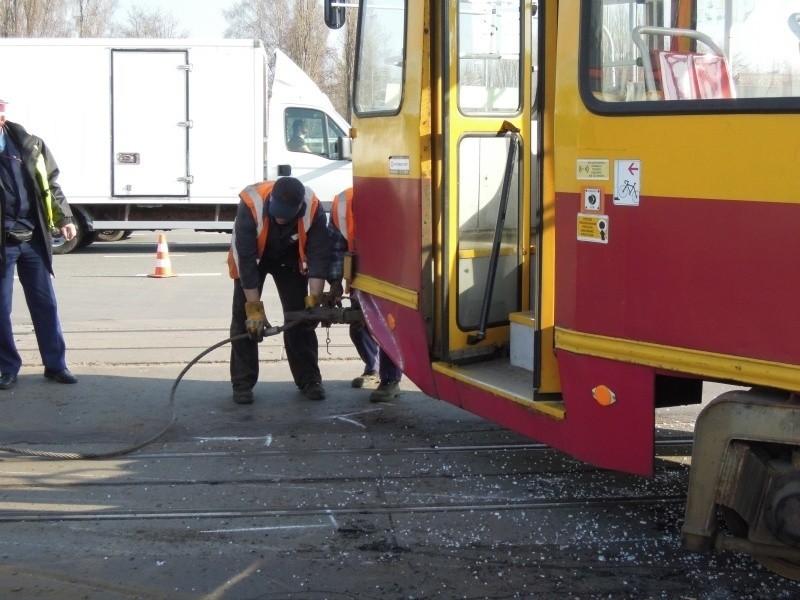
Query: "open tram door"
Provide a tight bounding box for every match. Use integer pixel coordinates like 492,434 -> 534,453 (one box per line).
432,1 -> 561,404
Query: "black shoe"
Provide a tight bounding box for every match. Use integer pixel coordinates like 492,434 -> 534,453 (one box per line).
232,389 -> 255,405
44,368 -> 78,384
301,382 -> 326,400
0,373 -> 17,390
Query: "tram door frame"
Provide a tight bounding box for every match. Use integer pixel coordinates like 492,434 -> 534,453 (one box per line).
437,1 -> 536,366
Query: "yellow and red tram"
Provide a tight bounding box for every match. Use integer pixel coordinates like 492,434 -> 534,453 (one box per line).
325,0 -> 800,578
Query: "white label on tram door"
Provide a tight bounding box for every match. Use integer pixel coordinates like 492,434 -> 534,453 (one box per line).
613,159 -> 641,206
576,159 -> 609,180
389,155 -> 410,175
577,213 -> 609,244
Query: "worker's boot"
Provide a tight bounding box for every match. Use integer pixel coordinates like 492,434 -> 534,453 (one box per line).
370,380 -> 400,403
232,389 -> 254,405
351,371 -> 380,389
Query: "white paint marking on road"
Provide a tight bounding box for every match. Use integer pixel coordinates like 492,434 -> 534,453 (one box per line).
103,254 -> 188,258
322,407 -> 381,430
332,416 -> 367,429
325,408 -> 382,420
135,272 -> 222,277
327,512 -> 339,529
200,524 -> 330,534
194,436 -> 269,442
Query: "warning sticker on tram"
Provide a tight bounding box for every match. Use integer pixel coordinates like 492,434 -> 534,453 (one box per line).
577,213 -> 609,244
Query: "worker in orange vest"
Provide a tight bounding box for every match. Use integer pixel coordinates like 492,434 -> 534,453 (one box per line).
227,177 -> 330,404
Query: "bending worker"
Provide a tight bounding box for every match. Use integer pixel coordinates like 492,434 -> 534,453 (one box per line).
228,176 -> 330,404
328,187 -> 402,402
0,98 -> 78,391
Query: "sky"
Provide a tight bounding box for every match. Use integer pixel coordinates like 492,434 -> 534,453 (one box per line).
118,0 -> 233,38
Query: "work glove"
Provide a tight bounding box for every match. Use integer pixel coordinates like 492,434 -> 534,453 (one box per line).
244,300 -> 270,342
304,294 -> 320,309
328,280 -> 344,301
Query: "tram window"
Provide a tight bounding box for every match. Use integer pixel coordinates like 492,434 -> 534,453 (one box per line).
458,1 -> 522,115
583,0 -> 800,110
354,0 -> 406,116
456,136 -> 521,329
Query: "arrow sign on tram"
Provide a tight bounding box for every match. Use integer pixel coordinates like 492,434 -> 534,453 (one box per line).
613,159 -> 641,206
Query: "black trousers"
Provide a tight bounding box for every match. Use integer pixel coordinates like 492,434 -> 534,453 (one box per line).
229,264 -> 321,392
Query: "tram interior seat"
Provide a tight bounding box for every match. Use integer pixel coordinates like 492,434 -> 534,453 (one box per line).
632,26 -> 736,101
649,49 -> 734,100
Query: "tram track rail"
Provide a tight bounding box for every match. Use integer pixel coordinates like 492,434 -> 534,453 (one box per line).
0,493 -> 687,523
0,436 -> 695,461
0,437 -> 692,524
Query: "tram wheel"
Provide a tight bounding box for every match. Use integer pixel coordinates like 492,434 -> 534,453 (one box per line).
719,506 -> 800,581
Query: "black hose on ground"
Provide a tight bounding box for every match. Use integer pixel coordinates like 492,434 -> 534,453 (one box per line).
0,324 -> 292,459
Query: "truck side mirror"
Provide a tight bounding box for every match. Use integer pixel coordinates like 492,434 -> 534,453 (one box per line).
324,0 -> 346,29
336,136 -> 352,161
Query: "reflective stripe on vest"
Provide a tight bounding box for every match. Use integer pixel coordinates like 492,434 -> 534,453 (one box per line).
296,185 -> 316,273
34,150 -> 54,228
227,181 -> 319,279
331,188 -> 355,253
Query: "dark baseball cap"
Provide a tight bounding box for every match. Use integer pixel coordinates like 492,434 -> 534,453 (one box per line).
268,177 -> 306,221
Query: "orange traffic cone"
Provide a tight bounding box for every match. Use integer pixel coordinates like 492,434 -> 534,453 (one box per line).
148,234 -> 176,278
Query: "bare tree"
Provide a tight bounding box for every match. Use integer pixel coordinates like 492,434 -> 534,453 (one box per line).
280,0 -> 329,77
223,0 -> 351,116
223,0 -> 291,53
112,5 -> 189,38
0,0 -> 72,37
72,0 -> 118,37
323,14 -> 357,119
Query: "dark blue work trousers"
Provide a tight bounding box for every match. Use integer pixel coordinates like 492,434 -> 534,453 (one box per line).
0,237 -> 67,375
230,264 -> 322,392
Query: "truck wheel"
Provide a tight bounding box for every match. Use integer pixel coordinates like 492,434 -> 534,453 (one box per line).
52,217 -> 87,255
97,230 -> 126,242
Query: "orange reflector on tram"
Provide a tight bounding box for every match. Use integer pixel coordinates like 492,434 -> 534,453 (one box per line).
592,385 -> 617,407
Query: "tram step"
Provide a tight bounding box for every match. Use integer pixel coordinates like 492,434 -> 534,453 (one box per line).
509,311 -> 536,372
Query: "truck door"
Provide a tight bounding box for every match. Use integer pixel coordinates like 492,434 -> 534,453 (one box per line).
277,107 -> 351,209
112,50 -> 189,197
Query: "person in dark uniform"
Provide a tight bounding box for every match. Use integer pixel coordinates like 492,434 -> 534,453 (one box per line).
227,176 -> 330,405
327,187 -> 403,402
0,98 -> 78,390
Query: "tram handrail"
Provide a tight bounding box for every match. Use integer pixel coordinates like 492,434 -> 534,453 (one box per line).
467,121 -> 520,346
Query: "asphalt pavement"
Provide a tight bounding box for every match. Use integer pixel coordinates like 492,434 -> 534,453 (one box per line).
0,232 -> 798,599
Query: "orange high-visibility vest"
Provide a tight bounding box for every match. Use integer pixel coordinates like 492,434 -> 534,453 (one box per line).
331,187 -> 355,252
227,181 -> 320,279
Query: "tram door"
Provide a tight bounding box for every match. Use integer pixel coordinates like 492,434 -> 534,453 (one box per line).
439,1 -> 534,364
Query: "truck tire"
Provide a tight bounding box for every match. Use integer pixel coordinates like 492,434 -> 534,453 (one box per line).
97,230 -> 126,242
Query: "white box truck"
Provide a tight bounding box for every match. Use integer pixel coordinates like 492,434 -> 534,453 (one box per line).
0,38 -> 352,253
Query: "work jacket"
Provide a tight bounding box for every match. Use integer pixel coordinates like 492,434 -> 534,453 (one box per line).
227,180 -> 326,286
0,121 -> 73,273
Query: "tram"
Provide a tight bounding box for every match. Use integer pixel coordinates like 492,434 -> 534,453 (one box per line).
324,0 -> 800,578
